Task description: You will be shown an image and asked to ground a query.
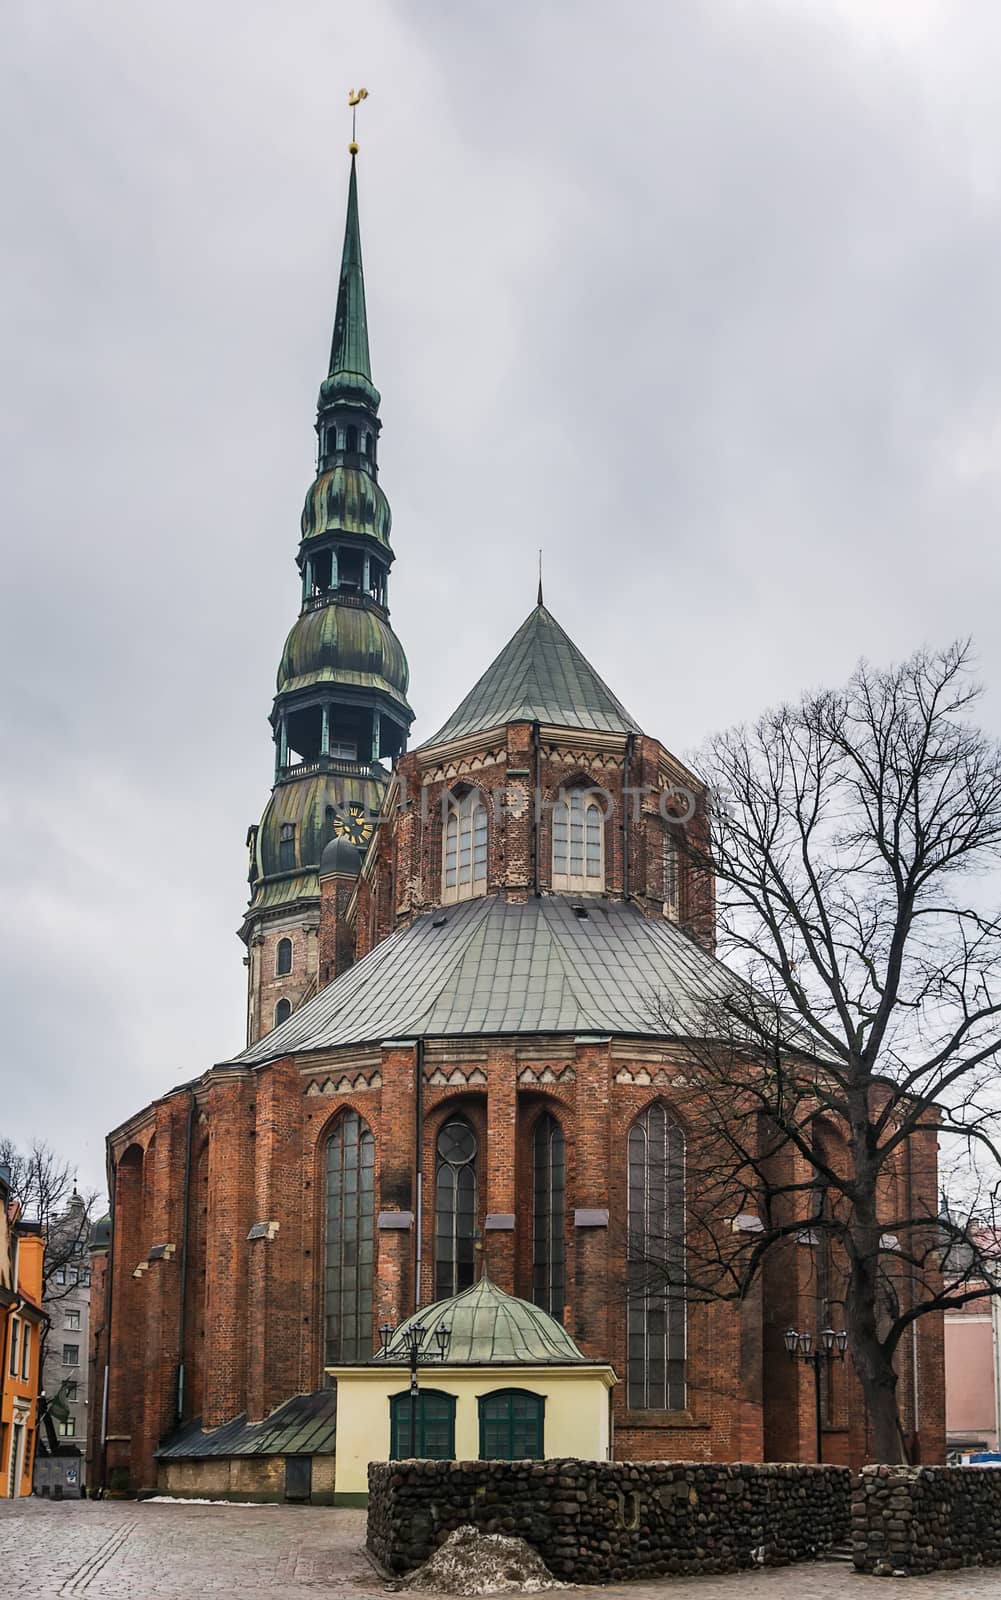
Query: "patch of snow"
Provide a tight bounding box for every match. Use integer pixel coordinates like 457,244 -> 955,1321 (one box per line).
143,1496 -> 278,1507
404,1526 -> 566,1595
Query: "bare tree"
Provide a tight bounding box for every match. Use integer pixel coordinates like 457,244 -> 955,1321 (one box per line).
0,1137 -> 101,1380
644,642 -> 1001,1463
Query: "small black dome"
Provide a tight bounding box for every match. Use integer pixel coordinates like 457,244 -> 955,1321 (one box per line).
89,1214 -> 111,1252
319,837 -> 362,879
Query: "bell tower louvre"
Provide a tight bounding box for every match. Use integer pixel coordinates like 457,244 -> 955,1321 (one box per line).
240,153 -> 413,1045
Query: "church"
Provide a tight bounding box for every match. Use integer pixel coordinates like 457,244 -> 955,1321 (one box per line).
87,152 -> 945,1500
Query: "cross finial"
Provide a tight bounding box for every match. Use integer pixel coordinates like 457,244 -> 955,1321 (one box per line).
348,87 -> 369,153
537,548 -> 544,608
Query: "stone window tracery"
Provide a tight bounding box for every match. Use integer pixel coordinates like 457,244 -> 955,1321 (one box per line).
627,1101 -> 686,1410
434,1117 -> 478,1301
532,1114 -> 565,1320
324,1109 -> 375,1364
442,792 -> 488,904
552,790 -> 604,892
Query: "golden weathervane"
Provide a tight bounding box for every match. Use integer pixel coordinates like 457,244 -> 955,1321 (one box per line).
348,87 -> 369,153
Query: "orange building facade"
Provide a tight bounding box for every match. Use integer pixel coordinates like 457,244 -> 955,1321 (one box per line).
0,1164 -> 46,1497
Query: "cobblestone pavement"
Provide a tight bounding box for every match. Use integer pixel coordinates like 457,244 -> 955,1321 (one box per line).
4,1499 -> 1001,1599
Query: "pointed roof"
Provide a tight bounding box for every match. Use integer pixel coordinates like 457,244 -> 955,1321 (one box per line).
421,604 -> 644,747
328,155 -> 371,381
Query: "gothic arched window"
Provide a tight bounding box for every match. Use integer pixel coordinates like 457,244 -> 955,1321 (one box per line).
274,997 -> 292,1028
324,1110 -> 375,1364
435,1117 -> 478,1301
552,789 -> 604,892
442,792 -> 488,904
276,937 -> 293,976
345,424 -> 358,452
279,822 -> 296,872
532,1115 -> 566,1319
627,1102 -> 686,1410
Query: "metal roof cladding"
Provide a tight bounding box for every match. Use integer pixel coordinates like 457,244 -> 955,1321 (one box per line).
228,892 -> 749,1068
156,1389 -> 338,1460
373,1273 -> 590,1366
420,603 -> 644,747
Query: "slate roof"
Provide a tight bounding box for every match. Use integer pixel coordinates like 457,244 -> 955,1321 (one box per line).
372,1275 -> 590,1367
230,893 -> 745,1068
156,1390 -> 337,1460
420,604 -> 643,747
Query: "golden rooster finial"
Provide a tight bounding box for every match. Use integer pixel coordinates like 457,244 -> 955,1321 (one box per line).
348,87 -> 369,153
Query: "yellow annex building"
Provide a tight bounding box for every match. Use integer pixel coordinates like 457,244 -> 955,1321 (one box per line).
332,1276 -> 616,1502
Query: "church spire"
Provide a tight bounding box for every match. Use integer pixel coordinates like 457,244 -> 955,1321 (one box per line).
328,155 -> 371,385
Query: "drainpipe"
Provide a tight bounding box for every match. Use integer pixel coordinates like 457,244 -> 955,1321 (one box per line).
532,722 -> 542,897
622,733 -> 636,901
100,1138 -> 115,1491
415,1039 -> 425,1310
175,1093 -> 196,1424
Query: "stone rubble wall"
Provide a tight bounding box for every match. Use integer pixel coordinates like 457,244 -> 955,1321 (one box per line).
853,1464 -> 1001,1575
367,1460 -> 852,1582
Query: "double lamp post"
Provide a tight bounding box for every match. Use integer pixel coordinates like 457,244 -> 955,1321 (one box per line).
379,1317 -> 452,1456
784,1325 -> 848,1463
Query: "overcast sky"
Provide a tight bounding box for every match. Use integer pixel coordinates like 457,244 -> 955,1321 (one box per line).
4,0 -> 1001,1196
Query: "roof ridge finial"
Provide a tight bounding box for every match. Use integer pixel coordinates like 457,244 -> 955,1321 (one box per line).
537,548 -> 544,609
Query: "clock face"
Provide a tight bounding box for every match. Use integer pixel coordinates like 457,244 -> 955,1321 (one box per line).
332,801 -> 374,848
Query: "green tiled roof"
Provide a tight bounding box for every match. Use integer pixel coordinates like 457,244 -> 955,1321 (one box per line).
421,604 -> 643,746
375,1275 -> 588,1367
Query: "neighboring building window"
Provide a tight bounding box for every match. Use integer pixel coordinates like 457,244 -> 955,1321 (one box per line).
279,822 -> 296,871
663,829 -> 680,919
64,1382 -> 78,1402
274,998 -> 292,1028
435,1118 -> 478,1301
54,1267 -> 66,1286
532,1114 -> 566,1320
9,1319 -> 18,1376
552,789 -> 604,892
627,1102 -> 686,1411
67,1267 -> 78,1286
479,1389 -> 545,1460
58,1417 -> 77,1438
62,1344 -> 79,1366
389,1390 -> 455,1460
324,1110 -> 375,1364
276,937 -> 293,976
442,791 -> 488,904
20,1325 -> 30,1381
65,1310 -> 80,1331
80,1268 -> 90,1287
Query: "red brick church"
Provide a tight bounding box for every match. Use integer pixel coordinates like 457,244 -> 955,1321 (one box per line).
88,155 -> 944,1499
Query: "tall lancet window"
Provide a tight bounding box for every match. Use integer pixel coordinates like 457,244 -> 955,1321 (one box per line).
663,829 -> 681,920
435,1118 -> 478,1300
324,1110 -> 375,1364
627,1102 -> 686,1410
532,1114 -> 566,1320
442,791 -> 488,904
552,789 -> 604,892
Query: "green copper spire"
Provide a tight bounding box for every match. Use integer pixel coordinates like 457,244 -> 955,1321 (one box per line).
320,156 -> 380,413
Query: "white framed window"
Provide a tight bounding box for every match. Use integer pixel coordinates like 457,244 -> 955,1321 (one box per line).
58,1416 -> 77,1438
442,792 -> 488,904
65,1310 -> 80,1331
663,828 -> 681,920
62,1343 -> 79,1366
552,790 -> 605,892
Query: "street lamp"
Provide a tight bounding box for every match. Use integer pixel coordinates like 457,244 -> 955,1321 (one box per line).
784,1326 -> 848,1462
379,1318 -> 452,1458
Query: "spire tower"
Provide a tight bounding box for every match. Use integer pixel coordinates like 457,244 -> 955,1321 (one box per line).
240,151 -> 413,1045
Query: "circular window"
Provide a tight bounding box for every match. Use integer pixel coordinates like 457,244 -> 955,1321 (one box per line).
437,1120 -> 476,1165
